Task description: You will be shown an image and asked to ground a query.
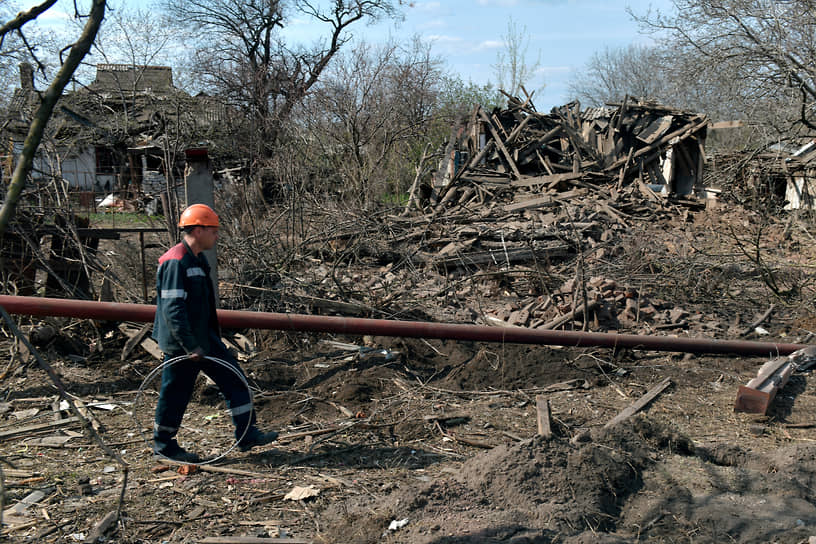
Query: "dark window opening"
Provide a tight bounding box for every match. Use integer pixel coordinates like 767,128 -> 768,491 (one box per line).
95,147 -> 116,175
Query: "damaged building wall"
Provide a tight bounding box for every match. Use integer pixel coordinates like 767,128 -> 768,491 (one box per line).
2,63 -> 216,202
705,139 -> 816,211
424,97 -> 709,213
786,140 -> 816,210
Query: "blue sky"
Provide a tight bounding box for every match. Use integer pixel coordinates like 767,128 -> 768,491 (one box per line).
287,0 -> 676,109
27,0 -> 675,109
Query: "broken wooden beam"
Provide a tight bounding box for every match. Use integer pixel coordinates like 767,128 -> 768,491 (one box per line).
120,322 -> 152,361
478,108 -> 522,179
536,395 -> 552,438
430,244 -> 571,269
734,355 -> 795,414
0,416 -> 80,440
509,172 -> 582,188
604,377 -> 672,428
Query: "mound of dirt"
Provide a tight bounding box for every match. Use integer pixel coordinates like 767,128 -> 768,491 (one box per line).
318,415 -> 816,543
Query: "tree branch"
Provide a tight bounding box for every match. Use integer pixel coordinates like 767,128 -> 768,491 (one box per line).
0,0 -> 107,235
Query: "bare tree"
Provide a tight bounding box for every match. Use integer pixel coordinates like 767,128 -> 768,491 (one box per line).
86,5 -> 180,92
634,0 -> 816,135
567,44 -> 671,107
0,0 -> 107,234
301,37 -> 444,207
164,0 -> 400,161
492,16 -> 542,98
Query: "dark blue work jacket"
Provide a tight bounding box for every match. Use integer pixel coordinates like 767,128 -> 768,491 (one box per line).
152,241 -> 220,355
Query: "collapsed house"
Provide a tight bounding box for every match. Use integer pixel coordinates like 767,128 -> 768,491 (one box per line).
1,62 -> 225,199
427,96 -> 709,212
705,138 -> 816,210
0,64 -> 229,299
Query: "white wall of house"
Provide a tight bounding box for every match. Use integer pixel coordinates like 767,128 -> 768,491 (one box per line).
61,147 -> 98,190
785,173 -> 816,210
11,142 -> 117,192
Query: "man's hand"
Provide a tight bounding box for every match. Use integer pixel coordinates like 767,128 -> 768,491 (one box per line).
188,347 -> 205,361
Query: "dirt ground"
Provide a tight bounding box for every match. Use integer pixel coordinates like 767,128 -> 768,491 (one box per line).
4,200 -> 816,543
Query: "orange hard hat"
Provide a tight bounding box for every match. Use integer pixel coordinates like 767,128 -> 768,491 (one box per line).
178,204 -> 220,228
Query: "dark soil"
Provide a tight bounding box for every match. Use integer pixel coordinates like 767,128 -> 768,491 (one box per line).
4,201 -> 816,543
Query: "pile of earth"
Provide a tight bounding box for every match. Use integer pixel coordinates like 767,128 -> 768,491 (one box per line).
317,415 -> 816,543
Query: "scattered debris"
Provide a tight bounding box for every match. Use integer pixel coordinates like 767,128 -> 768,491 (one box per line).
283,485 -> 321,501
605,377 -> 673,428
733,347 -> 816,413
387,518 -> 409,531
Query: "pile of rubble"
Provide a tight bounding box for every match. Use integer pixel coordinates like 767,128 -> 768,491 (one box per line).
389,98 -> 713,282
428,96 -> 709,213
483,276 -> 696,333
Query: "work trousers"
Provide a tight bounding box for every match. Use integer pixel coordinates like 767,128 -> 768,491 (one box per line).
153,342 -> 255,452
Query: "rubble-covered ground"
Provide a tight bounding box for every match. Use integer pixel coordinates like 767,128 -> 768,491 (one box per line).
4,193 -> 816,544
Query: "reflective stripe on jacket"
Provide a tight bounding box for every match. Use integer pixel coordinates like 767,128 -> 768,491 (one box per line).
152,241 -> 220,355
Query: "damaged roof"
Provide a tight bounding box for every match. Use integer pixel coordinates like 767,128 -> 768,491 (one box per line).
429,96 -> 709,212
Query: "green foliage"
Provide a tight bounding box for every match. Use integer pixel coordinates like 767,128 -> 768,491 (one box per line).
86,212 -> 164,227
381,192 -> 409,206
437,76 -> 502,119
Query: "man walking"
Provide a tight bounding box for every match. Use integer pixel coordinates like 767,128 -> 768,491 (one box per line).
152,203 -> 277,463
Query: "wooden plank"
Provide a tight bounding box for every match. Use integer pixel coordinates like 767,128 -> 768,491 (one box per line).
636,115 -> 673,144
709,120 -> 745,130
536,395 -> 552,438
504,115 -> 533,146
431,244 -> 571,268
478,109 -> 522,179
510,172 -> 582,188
504,196 -> 555,212
120,323 -> 152,361
604,378 -> 672,428
0,417 -> 80,440
139,336 -> 164,360
7,490 -> 45,516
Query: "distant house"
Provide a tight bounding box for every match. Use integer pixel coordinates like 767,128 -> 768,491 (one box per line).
2,62 -> 224,197
786,140 -> 816,210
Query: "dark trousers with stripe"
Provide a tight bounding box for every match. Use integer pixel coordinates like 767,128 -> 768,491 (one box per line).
153,342 -> 255,452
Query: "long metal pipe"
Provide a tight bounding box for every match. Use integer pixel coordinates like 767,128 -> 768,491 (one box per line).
0,294 -> 806,356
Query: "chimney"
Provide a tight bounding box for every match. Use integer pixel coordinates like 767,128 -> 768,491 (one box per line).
19,63 -> 34,90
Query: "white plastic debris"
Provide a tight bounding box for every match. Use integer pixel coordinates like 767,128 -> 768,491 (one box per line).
388,518 -> 409,531
97,194 -> 117,208
284,485 -> 321,501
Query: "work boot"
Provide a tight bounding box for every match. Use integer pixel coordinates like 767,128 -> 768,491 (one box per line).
238,428 -> 279,452
154,442 -> 202,464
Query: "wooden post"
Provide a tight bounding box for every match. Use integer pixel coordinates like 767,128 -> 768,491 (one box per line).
536,395 -> 552,438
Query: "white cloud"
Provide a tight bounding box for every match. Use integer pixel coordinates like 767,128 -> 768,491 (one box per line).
37,9 -> 73,23
536,65 -> 572,75
287,16 -> 312,26
425,34 -> 464,44
475,40 -> 504,51
415,18 -> 446,30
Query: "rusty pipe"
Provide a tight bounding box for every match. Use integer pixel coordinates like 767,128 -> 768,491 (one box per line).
0,294 -> 806,356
